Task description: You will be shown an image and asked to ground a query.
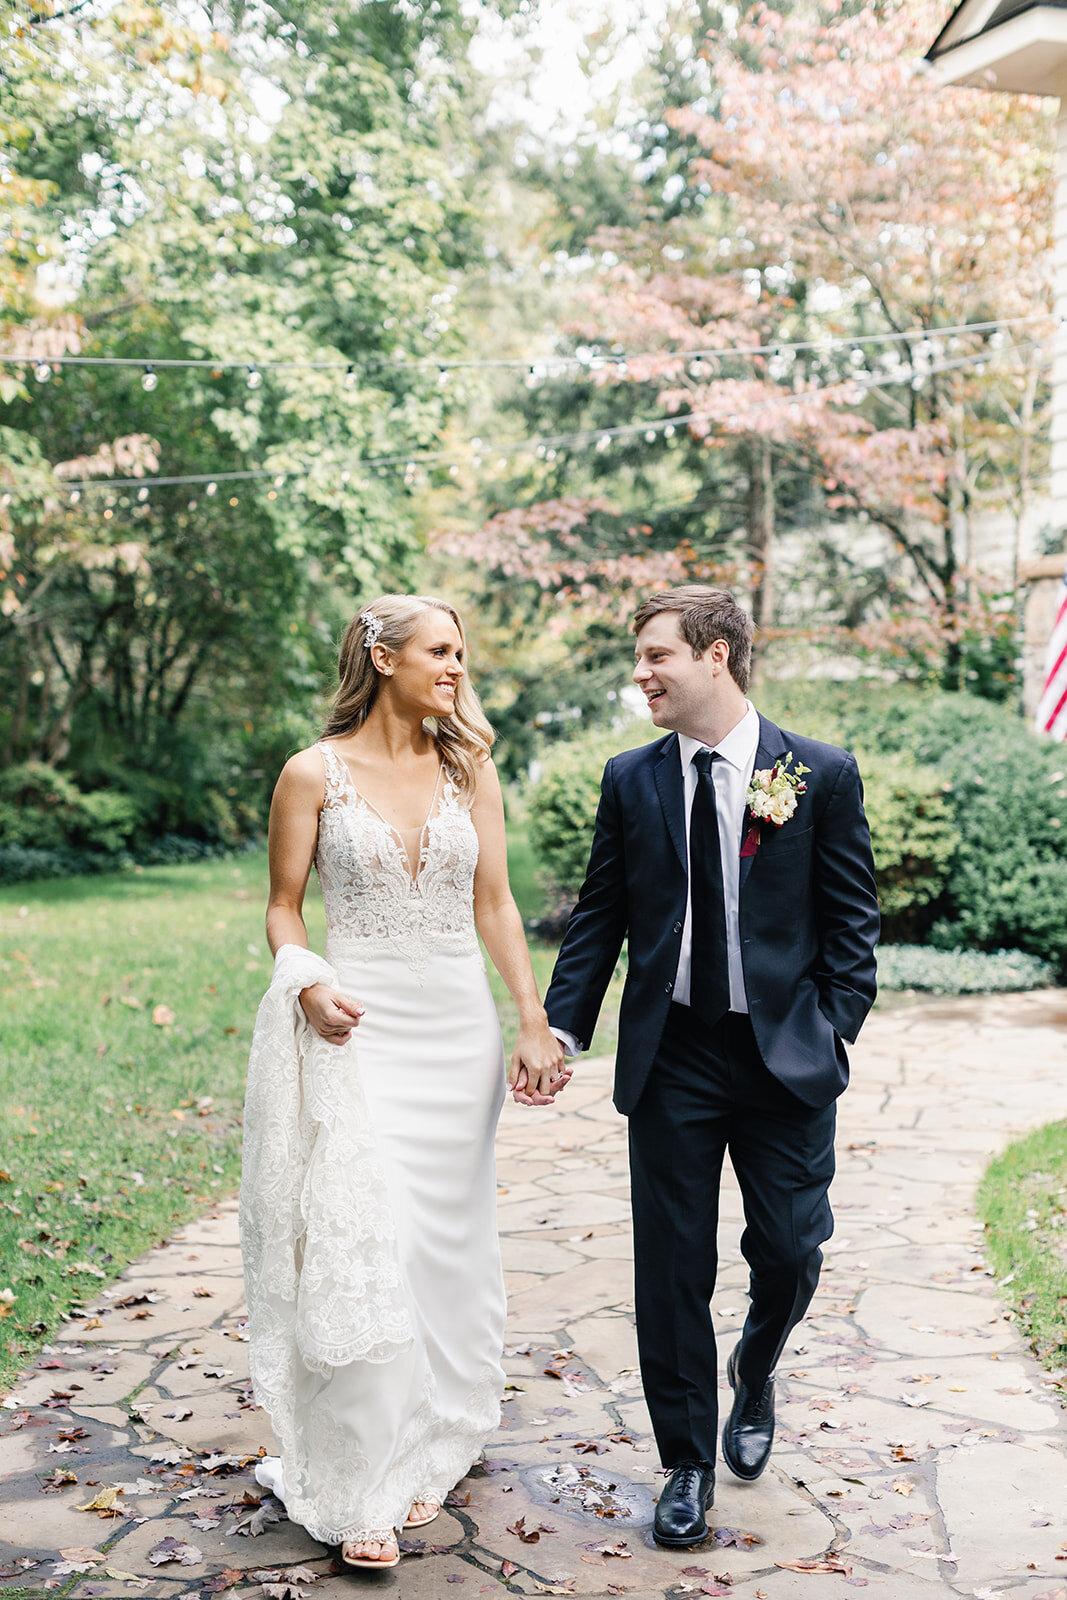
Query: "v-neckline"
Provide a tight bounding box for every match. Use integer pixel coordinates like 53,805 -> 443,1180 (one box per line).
322,743 -> 444,887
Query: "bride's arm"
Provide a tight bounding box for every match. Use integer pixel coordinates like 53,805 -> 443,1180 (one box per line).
471,759 -> 570,1106
266,750 -> 364,1045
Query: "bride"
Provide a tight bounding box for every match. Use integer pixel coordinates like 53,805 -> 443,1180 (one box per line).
239,593 -> 567,1568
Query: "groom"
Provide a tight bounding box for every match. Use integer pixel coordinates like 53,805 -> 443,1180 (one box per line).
537,586 -> 879,1547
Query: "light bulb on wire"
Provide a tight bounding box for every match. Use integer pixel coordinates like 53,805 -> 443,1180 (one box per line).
34,362 -> 51,384
246,366 -> 262,390
141,365 -> 158,392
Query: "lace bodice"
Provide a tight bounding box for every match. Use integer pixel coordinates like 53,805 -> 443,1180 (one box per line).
314,741 -> 480,976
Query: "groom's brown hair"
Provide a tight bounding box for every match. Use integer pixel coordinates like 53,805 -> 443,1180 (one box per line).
632,586 -> 754,694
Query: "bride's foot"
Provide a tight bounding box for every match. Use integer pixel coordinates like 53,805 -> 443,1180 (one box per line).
341,1530 -> 400,1568
403,1496 -> 441,1529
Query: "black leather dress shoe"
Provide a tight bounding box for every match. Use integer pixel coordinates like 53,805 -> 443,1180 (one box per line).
721,1344 -> 775,1481
652,1461 -> 715,1547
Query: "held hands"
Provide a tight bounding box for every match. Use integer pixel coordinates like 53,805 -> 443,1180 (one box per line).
299,982 -> 365,1045
509,1021 -> 571,1108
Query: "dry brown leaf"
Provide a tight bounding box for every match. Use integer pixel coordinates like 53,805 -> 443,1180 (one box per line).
152,1005 -> 176,1027
77,1486 -> 121,1514
775,1555 -> 852,1575
147,1537 -> 202,1567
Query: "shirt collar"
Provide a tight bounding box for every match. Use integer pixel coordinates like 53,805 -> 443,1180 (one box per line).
678,701 -> 760,774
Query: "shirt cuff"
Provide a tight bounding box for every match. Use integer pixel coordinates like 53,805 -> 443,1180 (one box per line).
549,1027 -> 583,1059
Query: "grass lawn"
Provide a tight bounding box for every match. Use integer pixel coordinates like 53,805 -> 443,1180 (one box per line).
977,1119 -> 1067,1392
0,835 -> 618,1391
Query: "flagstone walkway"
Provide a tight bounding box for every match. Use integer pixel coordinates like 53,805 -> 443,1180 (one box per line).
2,991 -> 1067,1599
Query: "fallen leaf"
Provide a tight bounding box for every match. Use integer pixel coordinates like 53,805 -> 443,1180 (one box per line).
148,1537 -> 202,1567
162,1405 -> 193,1421
202,1569 -> 246,1593
891,1479 -> 915,1497
713,1529 -> 763,1549
42,1467 -> 78,1490
152,1004 -> 176,1026
507,1517 -> 540,1544
77,1486 -> 122,1514
776,1555 -> 852,1575
501,1559 -> 519,1578
576,1440 -> 610,1454
233,1496 -> 283,1536
445,1489 -> 472,1508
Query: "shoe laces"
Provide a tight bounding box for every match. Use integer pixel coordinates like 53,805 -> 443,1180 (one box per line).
738,1377 -> 774,1424
664,1461 -> 704,1491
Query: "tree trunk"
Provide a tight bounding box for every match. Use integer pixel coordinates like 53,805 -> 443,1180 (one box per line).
747,436 -> 775,660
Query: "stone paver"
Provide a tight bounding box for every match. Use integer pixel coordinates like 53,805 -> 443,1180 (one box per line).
2,991 -> 1067,1597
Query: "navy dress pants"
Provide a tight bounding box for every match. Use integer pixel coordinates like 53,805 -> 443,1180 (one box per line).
628,1004 -> 837,1468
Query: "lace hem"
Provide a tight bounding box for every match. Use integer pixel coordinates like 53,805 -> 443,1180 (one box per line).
240,945 -> 415,1378
253,1363 -> 503,1547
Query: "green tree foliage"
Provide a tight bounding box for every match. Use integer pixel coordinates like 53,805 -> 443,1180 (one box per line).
0,0 -> 514,849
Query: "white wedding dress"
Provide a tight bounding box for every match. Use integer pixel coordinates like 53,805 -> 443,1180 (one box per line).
239,741 -> 506,1546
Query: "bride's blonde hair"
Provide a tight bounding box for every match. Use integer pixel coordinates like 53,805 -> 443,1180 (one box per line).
322,594 -> 494,801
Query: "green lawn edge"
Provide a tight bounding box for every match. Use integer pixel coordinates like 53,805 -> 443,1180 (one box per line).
0,834 -> 620,1393
976,1118 -> 1067,1398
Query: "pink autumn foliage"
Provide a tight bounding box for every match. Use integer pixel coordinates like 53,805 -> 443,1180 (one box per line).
436,498 -> 709,623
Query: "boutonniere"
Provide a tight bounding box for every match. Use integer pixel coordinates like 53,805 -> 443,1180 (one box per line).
741,752 -> 810,857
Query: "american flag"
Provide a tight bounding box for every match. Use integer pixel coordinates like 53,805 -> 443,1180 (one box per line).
1035,565 -> 1067,741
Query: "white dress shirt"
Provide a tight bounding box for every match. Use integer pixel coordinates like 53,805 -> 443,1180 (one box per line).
551,701 -> 760,1055
674,700 -> 760,1014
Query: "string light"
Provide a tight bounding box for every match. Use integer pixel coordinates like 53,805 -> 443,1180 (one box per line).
344,364 -> 357,390
141,365 -> 158,392
7,313 -> 1053,384
4,336 -> 1048,505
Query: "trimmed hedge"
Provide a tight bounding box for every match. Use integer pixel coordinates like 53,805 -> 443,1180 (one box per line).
855,751 -> 957,918
529,723 -> 959,936
877,944 -> 1055,994
528,685 -> 1067,978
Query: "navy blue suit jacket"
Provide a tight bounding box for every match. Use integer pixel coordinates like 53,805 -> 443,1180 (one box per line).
544,714 -> 880,1114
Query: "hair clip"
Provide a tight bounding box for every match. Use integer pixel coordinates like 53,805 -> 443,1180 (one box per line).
360,609 -> 383,649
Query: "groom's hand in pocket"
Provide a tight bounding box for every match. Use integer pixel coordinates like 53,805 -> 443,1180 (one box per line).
299,983 -> 365,1045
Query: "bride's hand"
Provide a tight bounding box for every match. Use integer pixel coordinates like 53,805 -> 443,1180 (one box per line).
509,1024 -> 571,1107
299,983 -> 365,1045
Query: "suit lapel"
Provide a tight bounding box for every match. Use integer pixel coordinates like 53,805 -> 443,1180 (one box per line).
739,714 -> 789,894
653,734 -> 688,871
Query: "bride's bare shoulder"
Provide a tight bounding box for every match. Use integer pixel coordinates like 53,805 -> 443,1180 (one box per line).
273,743 -> 328,807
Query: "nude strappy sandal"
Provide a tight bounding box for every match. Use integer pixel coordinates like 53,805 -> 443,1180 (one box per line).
403,1496 -> 441,1529
341,1530 -> 400,1569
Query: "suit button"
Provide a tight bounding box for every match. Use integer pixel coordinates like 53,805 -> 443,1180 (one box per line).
664,981 -> 673,993
672,920 -> 682,934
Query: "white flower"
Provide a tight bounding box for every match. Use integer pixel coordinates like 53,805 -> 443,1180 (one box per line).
766,789 -> 797,826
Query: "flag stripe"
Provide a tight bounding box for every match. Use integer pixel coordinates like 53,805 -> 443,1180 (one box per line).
1035,573 -> 1067,742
